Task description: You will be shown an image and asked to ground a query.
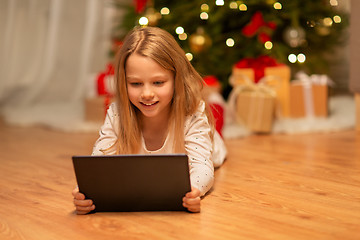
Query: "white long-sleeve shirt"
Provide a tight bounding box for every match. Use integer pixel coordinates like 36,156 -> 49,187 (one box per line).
91,101 -> 227,196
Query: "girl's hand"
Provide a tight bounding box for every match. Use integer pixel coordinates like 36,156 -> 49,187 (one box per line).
182,187 -> 201,213
72,187 -> 95,215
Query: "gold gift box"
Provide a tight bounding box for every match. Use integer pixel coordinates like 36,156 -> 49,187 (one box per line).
85,96 -> 113,122
232,64 -> 291,118
236,89 -> 276,133
289,82 -> 328,118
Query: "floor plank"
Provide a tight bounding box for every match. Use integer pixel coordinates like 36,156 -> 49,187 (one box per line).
0,121 -> 359,240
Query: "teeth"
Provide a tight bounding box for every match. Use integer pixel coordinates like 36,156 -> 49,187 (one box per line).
143,102 -> 155,106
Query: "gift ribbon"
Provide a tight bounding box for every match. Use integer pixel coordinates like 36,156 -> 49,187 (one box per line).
234,56 -> 280,83
228,74 -> 279,124
293,71 -> 333,118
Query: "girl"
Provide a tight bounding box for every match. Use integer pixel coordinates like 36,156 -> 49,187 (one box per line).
73,26 -> 227,214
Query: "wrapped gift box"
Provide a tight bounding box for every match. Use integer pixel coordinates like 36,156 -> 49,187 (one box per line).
289,82 -> 328,118
231,56 -> 291,118
85,96 -> 113,122
236,88 -> 276,133
289,72 -> 329,118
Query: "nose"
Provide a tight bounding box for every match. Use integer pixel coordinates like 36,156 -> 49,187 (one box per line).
141,85 -> 155,100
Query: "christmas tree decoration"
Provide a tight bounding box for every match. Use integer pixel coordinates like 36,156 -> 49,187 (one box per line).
283,26 -> 306,48
112,0 -> 349,91
239,3 -> 247,11
133,0 -> 148,13
242,11 -> 277,44
160,7 -> 170,15
273,2 -> 282,10
144,7 -> 161,26
189,27 -> 212,53
315,18 -> 332,36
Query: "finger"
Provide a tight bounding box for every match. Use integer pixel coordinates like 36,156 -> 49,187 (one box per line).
183,196 -> 201,206
76,210 -> 89,215
183,202 -> 200,213
74,198 -> 93,207
75,204 -> 95,213
73,192 -> 86,200
186,188 -> 201,198
187,207 -> 200,213
72,186 -> 79,197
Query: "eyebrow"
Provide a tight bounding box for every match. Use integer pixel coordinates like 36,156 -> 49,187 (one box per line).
126,74 -> 170,80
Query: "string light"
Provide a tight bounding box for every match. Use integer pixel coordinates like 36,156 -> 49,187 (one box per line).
139,17 -> 148,26
329,0 -> 338,6
175,26 -> 184,34
226,38 -> 235,47
273,2 -> 282,10
216,0 -> 224,6
160,7 -> 170,15
179,33 -> 187,40
333,15 -> 342,23
297,53 -> 306,63
288,54 -> 297,63
323,17 -> 333,26
264,41 -> 273,50
201,4 -> 209,11
239,4 -> 247,11
200,12 -> 209,20
229,1 -> 238,9
186,53 -> 193,61
307,20 -> 316,28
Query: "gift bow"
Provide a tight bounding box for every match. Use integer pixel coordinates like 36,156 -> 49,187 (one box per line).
295,71 -> 334,86
234,55 -> 280,83
293,71 -> 333,118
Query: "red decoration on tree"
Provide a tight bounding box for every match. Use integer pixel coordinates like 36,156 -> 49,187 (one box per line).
242,11 -> 276,43
133,0 -> 148,13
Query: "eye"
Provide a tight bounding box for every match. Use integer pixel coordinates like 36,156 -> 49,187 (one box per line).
129,82 -> 142,86
153,81 -> 165,86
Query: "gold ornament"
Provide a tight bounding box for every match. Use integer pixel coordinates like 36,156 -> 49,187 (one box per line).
144,8 -> 161,26
189,27 -> 212,53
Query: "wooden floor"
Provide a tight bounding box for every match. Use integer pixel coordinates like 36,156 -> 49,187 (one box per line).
0,121 -> 359,240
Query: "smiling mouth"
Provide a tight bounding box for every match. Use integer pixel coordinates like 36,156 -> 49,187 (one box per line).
141,101 -> 158,106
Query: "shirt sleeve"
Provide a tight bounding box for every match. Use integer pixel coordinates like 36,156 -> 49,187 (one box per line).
91,103 -> 118,156
184,102 -> 215,196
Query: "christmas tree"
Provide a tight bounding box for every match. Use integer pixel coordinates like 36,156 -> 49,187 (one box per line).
112,0 -> 348,95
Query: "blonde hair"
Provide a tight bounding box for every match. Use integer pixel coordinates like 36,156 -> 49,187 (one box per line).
112,26 -> 213,154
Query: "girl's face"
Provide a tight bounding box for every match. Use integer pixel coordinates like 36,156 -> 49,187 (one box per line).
125,53 -> 174,120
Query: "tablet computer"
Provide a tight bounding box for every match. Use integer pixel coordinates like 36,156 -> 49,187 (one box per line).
72,154 -> 191,212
